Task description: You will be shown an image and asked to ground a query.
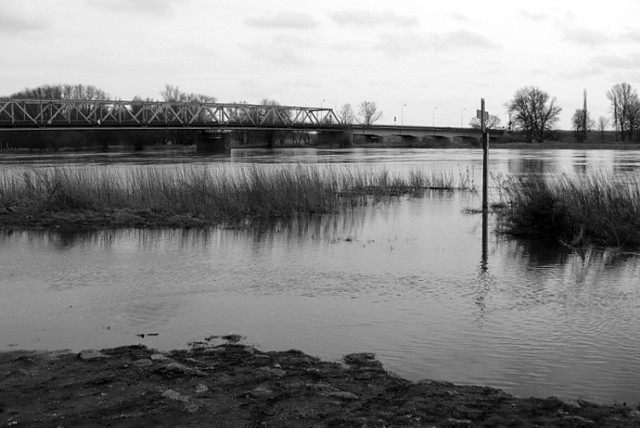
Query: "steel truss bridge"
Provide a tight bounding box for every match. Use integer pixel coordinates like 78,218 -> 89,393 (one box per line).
0,98 -> 343,131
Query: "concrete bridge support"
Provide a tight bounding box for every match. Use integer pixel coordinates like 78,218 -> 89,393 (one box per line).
196,130 -> 231,154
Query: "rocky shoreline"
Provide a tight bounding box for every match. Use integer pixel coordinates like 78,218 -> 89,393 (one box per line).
2,341 -> 639,427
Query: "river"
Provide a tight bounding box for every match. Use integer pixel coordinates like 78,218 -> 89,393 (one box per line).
1,147 -> 640,404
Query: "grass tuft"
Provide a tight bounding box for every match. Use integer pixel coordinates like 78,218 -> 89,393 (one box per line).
496,172 -> 640,247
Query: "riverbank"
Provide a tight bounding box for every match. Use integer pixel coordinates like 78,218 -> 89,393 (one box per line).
2,342 -> 639,427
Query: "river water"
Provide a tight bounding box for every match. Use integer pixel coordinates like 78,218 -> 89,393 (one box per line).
2,147 -> 640,404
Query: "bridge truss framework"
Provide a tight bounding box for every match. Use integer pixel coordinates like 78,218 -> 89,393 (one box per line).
0,98 -> 343,131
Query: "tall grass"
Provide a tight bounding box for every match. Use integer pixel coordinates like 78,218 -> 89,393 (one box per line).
0,164 -> 475,224
496,172 -> 640,247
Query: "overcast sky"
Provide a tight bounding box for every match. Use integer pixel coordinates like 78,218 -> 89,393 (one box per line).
2,0 -> 640,129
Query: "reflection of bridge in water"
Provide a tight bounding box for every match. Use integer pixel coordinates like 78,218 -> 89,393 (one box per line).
0,98 -> 499,151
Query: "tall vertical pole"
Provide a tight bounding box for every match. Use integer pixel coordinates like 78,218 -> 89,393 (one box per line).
481,98 -> 488,213
481,98 -> 489,272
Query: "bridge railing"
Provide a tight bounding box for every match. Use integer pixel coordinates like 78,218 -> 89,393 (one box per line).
0,99 -> 343,130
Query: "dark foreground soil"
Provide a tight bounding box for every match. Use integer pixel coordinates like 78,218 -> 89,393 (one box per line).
2,342 -> 639,427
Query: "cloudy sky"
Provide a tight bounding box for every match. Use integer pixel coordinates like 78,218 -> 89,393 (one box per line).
2,0 -> 640,129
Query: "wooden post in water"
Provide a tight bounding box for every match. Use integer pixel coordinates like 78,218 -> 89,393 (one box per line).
481,98 -> 489,213
480,98 -> 489,272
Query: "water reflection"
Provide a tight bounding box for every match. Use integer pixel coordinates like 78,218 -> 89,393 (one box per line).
3,148 -> 640,404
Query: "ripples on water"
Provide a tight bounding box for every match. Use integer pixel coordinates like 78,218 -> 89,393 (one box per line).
2,148 -> 640,404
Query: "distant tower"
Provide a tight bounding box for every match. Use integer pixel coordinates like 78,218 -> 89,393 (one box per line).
582,89 -> 588,142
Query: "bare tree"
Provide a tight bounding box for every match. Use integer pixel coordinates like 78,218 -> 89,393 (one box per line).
597,116 -> 610,143
338,103 -> 356,125
607,82 -> 640,141
10,83 -> 109,123
506,86 -> 562,143
572,109 -> 593,143
11,83 -> 108,100
469,115 -> 501,130
160,84 -> 185,102
358,101 -> 383,126
160,84 -> 216,104
571,89 -> 591,142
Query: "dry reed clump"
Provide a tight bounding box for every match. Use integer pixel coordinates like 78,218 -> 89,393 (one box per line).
496,172 -> 640,247
0,164 -> 475,225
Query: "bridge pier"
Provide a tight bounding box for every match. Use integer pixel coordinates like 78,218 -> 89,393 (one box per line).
317,130 -> 351,147
196,130 -> 231,154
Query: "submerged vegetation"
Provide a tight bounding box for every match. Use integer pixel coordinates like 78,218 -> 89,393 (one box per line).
0,165 -> 474,229
496,172 -> 640,248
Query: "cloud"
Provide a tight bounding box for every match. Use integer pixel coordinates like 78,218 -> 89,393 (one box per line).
0,12 -> 51,34
517,9 -> 550,22
594,53 -> 640,70
437,31 -> 501,50
245,12 -> 319,29
241,41 -> 310,66
87,0 -> 182,16
558,65 -> 605,79
329,10 -> 418,28
373,30 -> 500,56
620,30 -> 640,43
563,27 -> 611,46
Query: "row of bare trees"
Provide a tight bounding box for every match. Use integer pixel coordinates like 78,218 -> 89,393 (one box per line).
504,83 -> 640,143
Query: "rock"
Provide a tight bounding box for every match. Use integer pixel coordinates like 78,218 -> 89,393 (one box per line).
157,362 -> 206,377
446,418 -> 472,425
343,353 -> 383,369
563,415 -> 594,424
327,391 -> 359,400
253,355 -> 271,365
249,386 -> 273,398
195,383 -> 209,394
162,389 -> 191,403
78,350 -> 108,361
306,383 -> 333,391
221,334 -> 243,343
344,353 -> 376,365
257,367 -> 286,377
150,353 -> 169,361
4,369 -> 30,378
132,359 -> 153,367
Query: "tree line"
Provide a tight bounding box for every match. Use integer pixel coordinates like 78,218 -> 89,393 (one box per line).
506,83 -> 640,143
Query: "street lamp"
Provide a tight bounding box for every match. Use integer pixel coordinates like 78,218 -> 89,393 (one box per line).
320,99 -> 326,123
401,104 -> 407,127
400,104 -> 407,136
460,108 -> 466,128
432,107 -> 438,127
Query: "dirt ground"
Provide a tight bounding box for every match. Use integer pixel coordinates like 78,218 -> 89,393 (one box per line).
2,339 -> 639,427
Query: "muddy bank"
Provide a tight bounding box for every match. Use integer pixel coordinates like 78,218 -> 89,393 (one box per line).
2,342 -> 639,427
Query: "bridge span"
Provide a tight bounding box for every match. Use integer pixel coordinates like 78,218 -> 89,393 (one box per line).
347,124 -> 498,144
0,98 -> 342,131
